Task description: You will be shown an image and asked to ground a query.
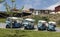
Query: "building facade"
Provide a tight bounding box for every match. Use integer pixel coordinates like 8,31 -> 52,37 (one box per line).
55,5 -> 60,12
55,5 -> 60,14
29,8 -> 52,15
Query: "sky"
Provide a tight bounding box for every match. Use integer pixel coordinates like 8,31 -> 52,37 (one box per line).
0,0 -> 60,11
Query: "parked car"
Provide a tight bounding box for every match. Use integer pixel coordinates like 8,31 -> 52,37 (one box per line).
6,17 -> 23,28
47,21 -> 56,31
37,20 -> 47,30
22,18 -> 35,30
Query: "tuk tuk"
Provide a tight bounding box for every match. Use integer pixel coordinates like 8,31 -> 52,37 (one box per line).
22,18 -> 35,30
47,21 -> 56,31
37,20 -> 47,30
6,17 -> 23,28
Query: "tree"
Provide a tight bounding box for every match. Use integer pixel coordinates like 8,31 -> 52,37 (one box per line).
11,0 -> 15,8
4,0 -> 15,29
4,2 -> 11,14
19,6 -> 24,12
4,2 -> 13,29
19,6 -> 24,17
11,0 -> 17,17
0,0 -> 5,3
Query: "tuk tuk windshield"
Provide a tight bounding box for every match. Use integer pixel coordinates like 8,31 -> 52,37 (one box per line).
38,22 -> 42,26
38,20 -> 47,27
23,20 -> 34,25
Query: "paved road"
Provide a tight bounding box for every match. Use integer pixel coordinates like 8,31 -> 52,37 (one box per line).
56,28 -> 60,32
0,23 -> 6,28
0,23 -> 60,32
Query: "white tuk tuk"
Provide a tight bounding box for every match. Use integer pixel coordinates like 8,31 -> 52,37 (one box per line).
47,21 -> 56,31
37,20 -> 47,30
6,17 -> 23,28
22,18 -> 35,30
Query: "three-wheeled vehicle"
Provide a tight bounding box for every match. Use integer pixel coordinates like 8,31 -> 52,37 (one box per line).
47,21 -> 56,31
37,20 -> 47,30
22,18 -> 35,30
6,17 -> 23,28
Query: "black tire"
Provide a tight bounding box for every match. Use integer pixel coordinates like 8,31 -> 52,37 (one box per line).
6,25 -> 10,28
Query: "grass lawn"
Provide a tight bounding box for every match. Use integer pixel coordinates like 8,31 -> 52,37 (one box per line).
0,18 -> 60,37
0,29 -> 60,37
0,18 -> 6,23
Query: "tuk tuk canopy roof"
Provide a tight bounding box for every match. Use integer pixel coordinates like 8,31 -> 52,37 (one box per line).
38,20 -> 47,23
7,17 -> 23,20
25,18 -> 35,22
48,21 -> 56,24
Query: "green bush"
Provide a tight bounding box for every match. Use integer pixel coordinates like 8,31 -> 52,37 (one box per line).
33,15 -> 42,24
41,16 -> 50,22
33,15 -> 50,24
56,20 -> 60,25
